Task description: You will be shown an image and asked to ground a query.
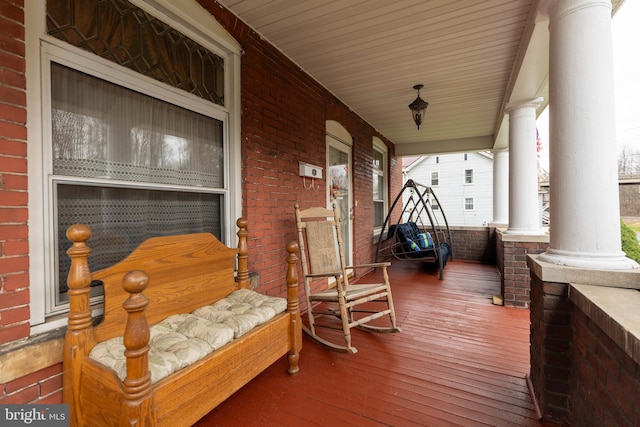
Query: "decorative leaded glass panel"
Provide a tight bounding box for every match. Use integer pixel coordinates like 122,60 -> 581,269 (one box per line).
46,0 -> 225,105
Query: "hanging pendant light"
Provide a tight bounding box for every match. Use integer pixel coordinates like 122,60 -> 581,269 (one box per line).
408,84 -> 429,130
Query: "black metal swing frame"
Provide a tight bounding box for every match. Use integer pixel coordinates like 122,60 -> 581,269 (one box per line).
374,179 -> 453,279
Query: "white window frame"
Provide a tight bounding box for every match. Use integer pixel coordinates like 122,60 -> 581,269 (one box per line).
465,168 -> 474,184
372,137 -> 388,233
431,171 -> 439,187
464,197 -> 475,211
27,0 -> 242,334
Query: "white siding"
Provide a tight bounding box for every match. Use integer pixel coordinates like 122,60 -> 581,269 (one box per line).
403,153 -> 493,226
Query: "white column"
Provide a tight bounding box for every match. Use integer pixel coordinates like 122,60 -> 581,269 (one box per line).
492,148 -> 509,225
538,0 -> 637,269
505,99 -> 544,235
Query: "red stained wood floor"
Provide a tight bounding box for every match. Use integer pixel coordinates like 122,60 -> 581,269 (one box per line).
195,260 -> 550,426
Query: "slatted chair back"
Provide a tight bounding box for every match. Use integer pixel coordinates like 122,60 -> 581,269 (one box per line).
304,220 -> 341,276
295,205 -> 347,294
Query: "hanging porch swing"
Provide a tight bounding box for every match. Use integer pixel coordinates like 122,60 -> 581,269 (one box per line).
374,179 -> 453,279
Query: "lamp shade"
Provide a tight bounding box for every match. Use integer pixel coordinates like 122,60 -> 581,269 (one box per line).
409,84 -> 429,129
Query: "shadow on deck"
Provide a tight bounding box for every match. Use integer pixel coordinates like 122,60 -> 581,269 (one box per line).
196,260 -> 551,426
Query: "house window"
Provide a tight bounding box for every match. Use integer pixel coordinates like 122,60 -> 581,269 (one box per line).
373,138 -> 388,230
429,194 -> 440,210
28,0 -> 241,331
51,63 -> 225,309
431,171 -> 439,186
464,153 -> 468,161
464,197 -> 475,211
465,169 -> 474,184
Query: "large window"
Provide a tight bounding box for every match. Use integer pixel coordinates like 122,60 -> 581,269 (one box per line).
28,0 -> 241,331
372,138 -> 388,230
52,63 -> 225,309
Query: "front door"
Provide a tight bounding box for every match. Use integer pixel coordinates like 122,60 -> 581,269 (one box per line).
327,135 -> 353,267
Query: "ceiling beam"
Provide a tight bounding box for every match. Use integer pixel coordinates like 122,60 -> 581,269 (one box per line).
395,135 -> 495,157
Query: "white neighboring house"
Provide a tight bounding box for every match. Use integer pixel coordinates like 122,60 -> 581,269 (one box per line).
403,152 -> 494,227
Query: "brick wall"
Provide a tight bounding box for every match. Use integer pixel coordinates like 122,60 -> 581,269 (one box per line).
529,261 -> 640,426
497,231 -> 548,307
449,226 -> 496,264
570,308 -> 640,426
0,0 -> 29,345
529,274 -> 573,423
2,363 -> 63,405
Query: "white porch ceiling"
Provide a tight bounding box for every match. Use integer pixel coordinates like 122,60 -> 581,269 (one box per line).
217,0 -> 625,156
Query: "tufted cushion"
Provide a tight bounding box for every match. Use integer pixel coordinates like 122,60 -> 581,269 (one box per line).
89,289 -> 287,384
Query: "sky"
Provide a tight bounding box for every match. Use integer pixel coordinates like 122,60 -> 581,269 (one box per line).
536,0 -> 640,171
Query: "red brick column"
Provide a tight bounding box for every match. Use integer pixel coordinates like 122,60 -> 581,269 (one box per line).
529,272 -> 573,423
496,230 -> 548,307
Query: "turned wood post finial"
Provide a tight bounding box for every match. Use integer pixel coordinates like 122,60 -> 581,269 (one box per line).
285,240 -> 301,375
285,240 -> 299,313
66,224 -> 92,291
236,217 -> 248,231
122,270 -> 152,401
66,223 -> 92,246
65,224 -> 93,331
236,217 -> 250,288
64,224 -> 95,423
287,240 -> 300,313
122,270 -> 150,296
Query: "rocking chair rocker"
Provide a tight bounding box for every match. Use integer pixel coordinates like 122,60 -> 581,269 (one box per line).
294,204 -> 401,354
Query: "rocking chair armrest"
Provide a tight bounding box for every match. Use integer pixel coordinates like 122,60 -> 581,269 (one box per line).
306,272 -> 343,278
345,262 -> 391,270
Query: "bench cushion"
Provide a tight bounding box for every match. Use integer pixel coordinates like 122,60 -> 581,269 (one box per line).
89,289 -> 287,384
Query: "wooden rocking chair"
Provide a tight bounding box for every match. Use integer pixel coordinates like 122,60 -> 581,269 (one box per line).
294,204 -> 401,354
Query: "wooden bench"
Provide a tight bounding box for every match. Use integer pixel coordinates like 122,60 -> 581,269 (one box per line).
63,218 -> 302,426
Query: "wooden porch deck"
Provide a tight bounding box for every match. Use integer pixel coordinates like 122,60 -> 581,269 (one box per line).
195,260 -> 548,426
